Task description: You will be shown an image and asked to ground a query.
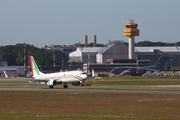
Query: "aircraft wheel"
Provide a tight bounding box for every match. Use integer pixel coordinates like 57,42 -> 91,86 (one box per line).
63,84 -> 68,89
49,85 -> 54,89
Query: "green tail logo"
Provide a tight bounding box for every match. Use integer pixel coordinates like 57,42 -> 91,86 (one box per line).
30,56 -> 41,77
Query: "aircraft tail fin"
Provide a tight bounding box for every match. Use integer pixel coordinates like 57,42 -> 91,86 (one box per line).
3,71 -> 8,78
30,56 -> 44,78
153,54 -> 172,69
92,69 -> 95,77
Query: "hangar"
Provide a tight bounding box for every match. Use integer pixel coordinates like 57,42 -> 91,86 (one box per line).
69,40 -> 180,73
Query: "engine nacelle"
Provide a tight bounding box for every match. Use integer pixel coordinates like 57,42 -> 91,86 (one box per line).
47,80 -> 57,86
72,82 -> 81,86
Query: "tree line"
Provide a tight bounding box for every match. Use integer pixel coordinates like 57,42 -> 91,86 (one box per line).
135,41 -> 180,46
0,43 -> 64,66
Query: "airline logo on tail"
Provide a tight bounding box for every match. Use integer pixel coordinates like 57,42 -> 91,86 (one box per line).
30,56 -> 42,77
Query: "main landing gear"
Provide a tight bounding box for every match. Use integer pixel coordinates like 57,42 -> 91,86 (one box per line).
63,84 -> 68,89
48,84 -> 68,89
49,85 -> 54,89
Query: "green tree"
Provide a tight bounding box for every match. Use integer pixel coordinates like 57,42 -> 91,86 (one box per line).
0,43 -> 64,66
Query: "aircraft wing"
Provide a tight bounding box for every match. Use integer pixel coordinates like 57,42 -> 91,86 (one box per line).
145,69 -> 159,71
30,78 -> 48,83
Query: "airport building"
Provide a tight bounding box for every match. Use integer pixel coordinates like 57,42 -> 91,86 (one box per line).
44,44 -> 78,62
68,19 -> 180,73
0,66 -> 28,77
69,40 -> 180,73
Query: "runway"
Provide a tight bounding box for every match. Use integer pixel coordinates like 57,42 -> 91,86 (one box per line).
0,87 -> 180,94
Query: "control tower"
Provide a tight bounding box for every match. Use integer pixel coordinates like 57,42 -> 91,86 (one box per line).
124,19 -> 139,59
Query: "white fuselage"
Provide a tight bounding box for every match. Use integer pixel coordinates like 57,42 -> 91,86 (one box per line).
33,70 -> 87,83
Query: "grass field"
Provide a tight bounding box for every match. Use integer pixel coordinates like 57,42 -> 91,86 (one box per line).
0,76 -> 180,120
1,76 -> 180,89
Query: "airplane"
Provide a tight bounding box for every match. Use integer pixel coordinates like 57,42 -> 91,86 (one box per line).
111,54 -> 173,76
30,56 -> 89,89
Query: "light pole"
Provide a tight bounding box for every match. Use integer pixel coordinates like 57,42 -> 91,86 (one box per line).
170,59 -> 173,70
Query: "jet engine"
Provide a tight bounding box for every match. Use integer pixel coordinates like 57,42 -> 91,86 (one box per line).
72,82 -> 81,86
47,80 -> 57,86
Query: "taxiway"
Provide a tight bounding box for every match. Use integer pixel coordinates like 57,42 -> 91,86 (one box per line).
0,87 -> 180,94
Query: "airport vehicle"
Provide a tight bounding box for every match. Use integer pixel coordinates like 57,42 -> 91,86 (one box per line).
30,56 -> 88,88
111,54 -> 172,76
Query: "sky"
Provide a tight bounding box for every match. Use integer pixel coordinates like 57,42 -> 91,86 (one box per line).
0,0 -> 180,48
